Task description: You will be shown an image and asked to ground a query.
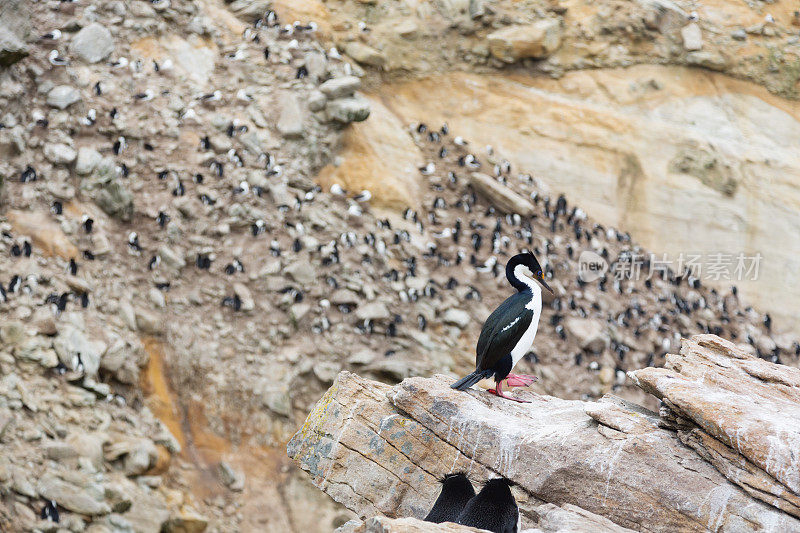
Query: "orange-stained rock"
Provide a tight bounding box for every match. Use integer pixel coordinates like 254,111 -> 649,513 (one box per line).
367,68 -> 800,329
7,209 -> 78,259
273,0 -> 333,40
130,34 -> 217,86
147,444 -> 173,476
316,97 -> 423,210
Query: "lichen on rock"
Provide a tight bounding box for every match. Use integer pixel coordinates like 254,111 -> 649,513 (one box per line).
290,335 -> 800,531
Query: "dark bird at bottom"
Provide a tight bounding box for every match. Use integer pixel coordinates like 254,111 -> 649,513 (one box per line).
451,252 -> 553,402
457,478 -> 519,533
424,473 -> 476,524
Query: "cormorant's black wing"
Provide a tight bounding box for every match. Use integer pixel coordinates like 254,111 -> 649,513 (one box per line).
475,291 -> 534,372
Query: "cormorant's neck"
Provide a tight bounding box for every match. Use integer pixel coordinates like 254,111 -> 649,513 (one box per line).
509,264 -> 539,293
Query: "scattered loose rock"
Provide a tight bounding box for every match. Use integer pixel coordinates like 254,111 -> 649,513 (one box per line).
75,147 -> 102,175
327,96 -> 371,124
44,143 -> 77,165
38,475 -> 111,516
487,20 -> 563,62
681,23 -> 703,51
70,23 -> 115,63
319,76 -> 362,100
469,172 -> 535,216
47,86 -> 81,110
344,42 -> 386,68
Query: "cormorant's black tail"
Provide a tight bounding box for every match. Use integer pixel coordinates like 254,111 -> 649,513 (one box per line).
451,370 -> 492,391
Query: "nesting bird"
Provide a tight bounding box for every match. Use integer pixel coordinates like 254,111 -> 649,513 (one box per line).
48,50 -> 68,66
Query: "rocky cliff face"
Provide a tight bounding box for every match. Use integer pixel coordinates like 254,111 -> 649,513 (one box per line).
280,0 -> 800,330
362,68 -> 800,332
289,334 -> 800,531
2,0 -> 800,530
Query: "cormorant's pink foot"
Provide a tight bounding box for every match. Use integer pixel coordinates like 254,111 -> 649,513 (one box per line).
505,374 -> 538,387
488,382 -> 531,403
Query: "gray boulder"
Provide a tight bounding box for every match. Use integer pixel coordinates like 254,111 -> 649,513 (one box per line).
327,96 -> 371,124
135,308 -> 164,335
469,172 -> 535,216
442,308 -> 471,329
44,143 -> 77,165
285,260 -> 317,286
47,86 -> 81,110
227,0 -> 272,19
75,147 -> 102,175
0,0 -> 30,67
319,76 -> 362,100
565,317 -> 609,354
0,23 -> 28,66
356,301 -> 390,322
344,42 -> 386,67
308,90 -> 327,112
95,181 -> 134,221
38,475 -> 111,516
487,20 -> 563,62
277,93 -> 305,138
686,51 -> 727,71
53,324 -> 107,378
70,23 -> 115,63
681,23 -> 703,51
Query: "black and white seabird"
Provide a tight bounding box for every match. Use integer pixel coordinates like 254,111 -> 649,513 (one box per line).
40,499 -> 59,523
48,49 -> 68,66
424,473 -> 475,524
40,29 -> 62,41
451,252 -> 553,402
456,478 -> 519,533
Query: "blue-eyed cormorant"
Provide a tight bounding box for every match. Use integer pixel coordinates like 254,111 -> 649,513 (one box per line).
451,252 -> 553,402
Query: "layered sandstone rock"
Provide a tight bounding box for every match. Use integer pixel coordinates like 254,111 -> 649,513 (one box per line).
487,20 -> 564,62
337,505 -> 636,533
365,68 -> 800,330
469,172 -> 536,216
630,335 -> 800,517
289,0 -> 800,331
289,334 -> 800,531
336,517 -> 484,533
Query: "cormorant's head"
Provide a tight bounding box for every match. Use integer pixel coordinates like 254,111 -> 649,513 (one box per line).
507,253 -> 554,294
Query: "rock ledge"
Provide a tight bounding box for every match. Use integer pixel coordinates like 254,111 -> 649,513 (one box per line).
289,334 -> 800,531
